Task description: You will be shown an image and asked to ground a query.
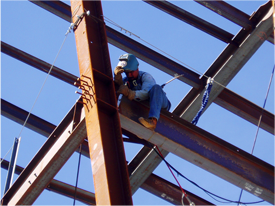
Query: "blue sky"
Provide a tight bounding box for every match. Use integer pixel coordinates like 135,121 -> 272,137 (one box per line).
1,0 -> 274,205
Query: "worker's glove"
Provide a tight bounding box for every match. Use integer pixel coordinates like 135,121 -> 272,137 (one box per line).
117,85 -> 136,101
114,66 -> 124,85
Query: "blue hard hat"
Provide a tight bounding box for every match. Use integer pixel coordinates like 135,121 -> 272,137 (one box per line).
117,53 -> 139,72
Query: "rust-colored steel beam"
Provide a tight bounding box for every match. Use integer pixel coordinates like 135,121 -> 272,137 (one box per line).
21,0 -> 275,134
143,0 -> 233,43
119,98 -> 274,203
1,41 -> 78,86
1,100 -> 214,205
1,159 -> 96,205
142,173 -> 214,205
2,39 -> 274,135
29,0 -> 71,22
1,156 -> 214,206
70,0 -> 132,205
1,102 -> 87,205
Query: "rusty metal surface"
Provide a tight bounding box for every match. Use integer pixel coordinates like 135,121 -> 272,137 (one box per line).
10,0 -> 275,134
142,173 -> 214,205
2,38 -> 274,135
1,159 -> 96,205
70,0 -> 132,205
1,41 -> 78,86
1,101 -> 87,205
0,101 -> 219,205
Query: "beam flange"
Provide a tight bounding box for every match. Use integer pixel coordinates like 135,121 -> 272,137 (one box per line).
180,3 -> 274,122
70,0 -> 132,205
1,99 -> 216,205
144,0 -> 233,43
119,98 -> 274,204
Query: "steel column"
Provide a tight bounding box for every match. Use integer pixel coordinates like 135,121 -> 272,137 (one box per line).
70,0 -> 132,205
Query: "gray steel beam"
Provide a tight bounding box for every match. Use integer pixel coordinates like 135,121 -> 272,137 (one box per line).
128,146 -> 169,195
180,3 -> 274,122
195,0 -> 274,44
143,0 -> 234,43
195,0 -> 253,29
119,98 -> 274,204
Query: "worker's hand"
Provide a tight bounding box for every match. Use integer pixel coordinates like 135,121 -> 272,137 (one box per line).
114,66 -> 124,85
117,85 -> 135,101
128,90 -> 136,101
114,66 -> 124,75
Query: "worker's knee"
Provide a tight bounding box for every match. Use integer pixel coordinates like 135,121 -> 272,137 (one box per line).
149,84 -> 162,94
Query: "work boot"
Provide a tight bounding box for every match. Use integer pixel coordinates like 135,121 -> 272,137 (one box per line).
138,117 -> 157,130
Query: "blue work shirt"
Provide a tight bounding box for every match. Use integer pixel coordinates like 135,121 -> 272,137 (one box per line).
123,71 -> 156,101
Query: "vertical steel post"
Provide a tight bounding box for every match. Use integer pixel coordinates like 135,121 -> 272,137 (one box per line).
70,0 -> 132,205
4,137 -> 21,194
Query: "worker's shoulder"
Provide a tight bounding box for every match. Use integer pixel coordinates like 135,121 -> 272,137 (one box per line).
139,71 -> 156,82
139,71 -> 152,77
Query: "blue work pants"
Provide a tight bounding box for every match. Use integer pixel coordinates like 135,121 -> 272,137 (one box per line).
148,85 -> 171,120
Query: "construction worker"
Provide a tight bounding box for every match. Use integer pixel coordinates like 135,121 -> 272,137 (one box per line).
114,53 -> 171,130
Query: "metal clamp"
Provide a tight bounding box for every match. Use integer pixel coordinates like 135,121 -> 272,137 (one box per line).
65,10 -> 90,35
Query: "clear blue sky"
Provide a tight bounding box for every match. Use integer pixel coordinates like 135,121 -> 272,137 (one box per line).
1,0 -> 274,205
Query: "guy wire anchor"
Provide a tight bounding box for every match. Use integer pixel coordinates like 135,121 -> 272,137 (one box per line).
65,10 -> 90,35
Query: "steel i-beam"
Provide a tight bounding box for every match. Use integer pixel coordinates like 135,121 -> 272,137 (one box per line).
119,98 -> 274,204
70,0 -> 132,205
1,101 -> 87,205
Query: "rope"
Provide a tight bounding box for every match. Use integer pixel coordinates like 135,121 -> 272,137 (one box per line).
154,146 -> 195,206
153,147 -> 264,205
251,65 -> 274,153
17,34 -> 69,139
237,65 -> 274,205
191,79 -> 213,125
73,144 -> 82,206
0,147 -> 12,164
102,15 -> 229,90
